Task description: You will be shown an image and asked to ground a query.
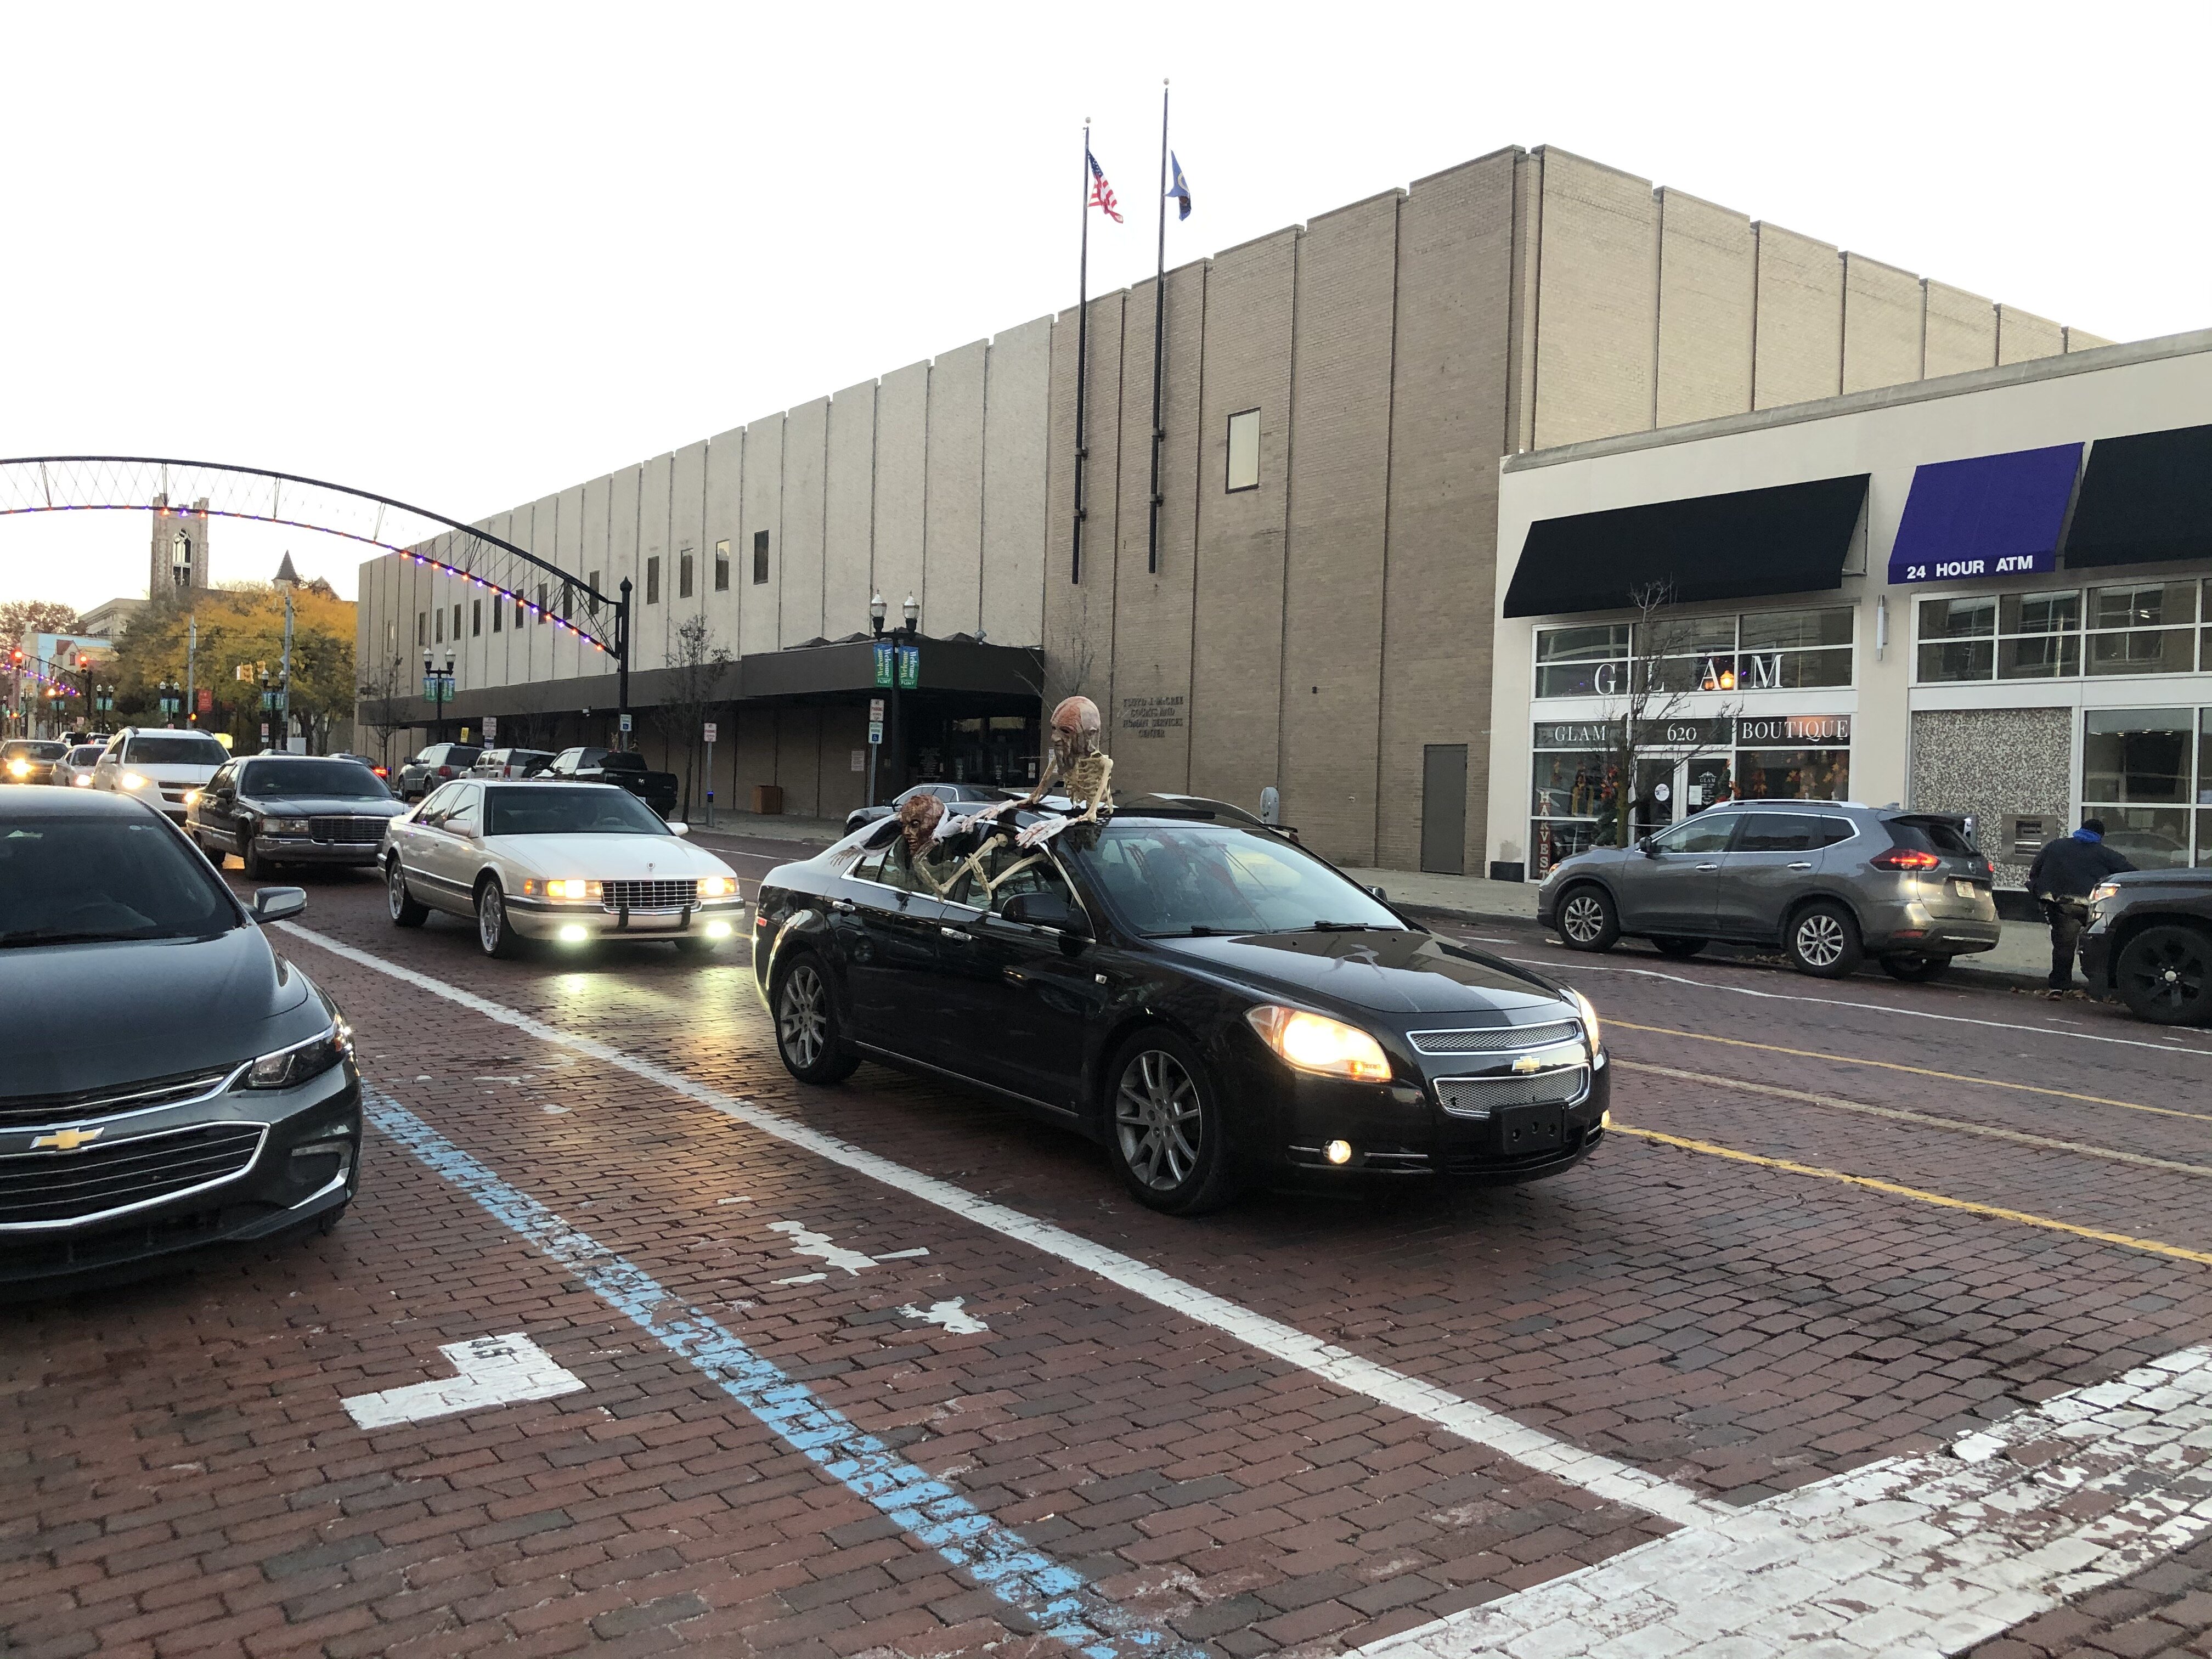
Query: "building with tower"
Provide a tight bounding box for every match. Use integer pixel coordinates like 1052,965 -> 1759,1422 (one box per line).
151,493 -> 212,596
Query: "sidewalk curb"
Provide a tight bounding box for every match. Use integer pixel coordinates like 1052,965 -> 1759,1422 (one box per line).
1396,901 -> 2062,997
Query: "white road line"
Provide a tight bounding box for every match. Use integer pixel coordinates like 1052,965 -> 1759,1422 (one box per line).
280,920 -> 1728,1530
1508,954 -> 2212,1058
342,1333 -> 583,1429
1362,1346 -> 2212,1658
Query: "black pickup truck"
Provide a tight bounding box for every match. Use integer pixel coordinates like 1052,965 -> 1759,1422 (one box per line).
546,747 -> 681,819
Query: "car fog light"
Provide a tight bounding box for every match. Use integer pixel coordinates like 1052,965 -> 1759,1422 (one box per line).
556,924 -> 590,943
1324,1139 -> 1353,1166
705,919 -> 733,939
1601,1109 -> 1612,1130
71,774 -> 91,787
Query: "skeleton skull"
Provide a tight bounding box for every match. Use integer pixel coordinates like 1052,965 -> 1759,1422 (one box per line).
1048,696 -> 1103,766
896,792 -> 944,861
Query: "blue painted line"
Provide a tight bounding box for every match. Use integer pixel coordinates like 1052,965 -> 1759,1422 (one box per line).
363,1090 -> 1188,1658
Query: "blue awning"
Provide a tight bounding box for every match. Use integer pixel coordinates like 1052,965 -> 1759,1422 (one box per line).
1886,442 -> 2082,585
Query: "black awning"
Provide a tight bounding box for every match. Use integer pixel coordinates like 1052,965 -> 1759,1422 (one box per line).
2064,424 -> 2212,570
1502,475 -> 1869,618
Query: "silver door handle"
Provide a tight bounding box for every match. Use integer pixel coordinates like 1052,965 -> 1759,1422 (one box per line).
1788,861 -> 1814,870
939,926 -> 970,941
828,898 -> 856,913
1696,863 -> 1720,872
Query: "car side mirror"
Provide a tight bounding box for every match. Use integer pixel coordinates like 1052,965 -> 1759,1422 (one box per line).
1366,884 -> 1389,902
1002,891 -> 1089,936
252,887 -> 307,924
667,821 -> 691,837
1639,837 -> 1659,857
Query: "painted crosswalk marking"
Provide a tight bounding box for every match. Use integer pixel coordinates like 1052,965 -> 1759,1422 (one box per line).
342,1333 -> 584,1429
1362,1346 -> 2212,1658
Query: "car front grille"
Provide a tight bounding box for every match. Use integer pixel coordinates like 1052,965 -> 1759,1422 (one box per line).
602,879 -> 697,913
1409,1020 -> 1580,1055
1434,1068 -> 1590,1119
0,1066 -> 238,1131
0,1123 -> 265,1229
310,816 -> 390,844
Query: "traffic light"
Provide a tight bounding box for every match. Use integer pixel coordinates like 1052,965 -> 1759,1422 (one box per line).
75,654 -> 89,669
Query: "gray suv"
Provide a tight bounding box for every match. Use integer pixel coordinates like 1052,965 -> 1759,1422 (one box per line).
1535,800 -> 2000,980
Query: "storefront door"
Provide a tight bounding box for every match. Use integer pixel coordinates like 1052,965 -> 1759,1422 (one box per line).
1633,754 -> 1734,839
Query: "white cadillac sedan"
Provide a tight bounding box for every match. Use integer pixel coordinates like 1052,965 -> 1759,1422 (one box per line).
382,778 -> 742,958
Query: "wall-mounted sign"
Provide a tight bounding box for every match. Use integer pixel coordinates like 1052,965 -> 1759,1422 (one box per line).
1533,720 -> 1623,750
1644,716 -> 1734,748
1737,714 -> 1850,746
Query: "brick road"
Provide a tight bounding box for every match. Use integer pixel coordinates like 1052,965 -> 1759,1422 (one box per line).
9,839 -> 2212,1657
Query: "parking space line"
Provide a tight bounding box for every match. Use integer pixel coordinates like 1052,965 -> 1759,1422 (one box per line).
1620,1060 -> 2212,1176
1616,1020 -> 2209,1123
279,920 -> 1731,1530
1613,1122 -> 2212,1268
364,1088 -> 1187,1659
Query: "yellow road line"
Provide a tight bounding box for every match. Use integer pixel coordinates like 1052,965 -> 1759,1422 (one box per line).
1617,1059 -> 2212,1178
1613,1122 -> 2212,1268
1612,1019 -> 2203,1124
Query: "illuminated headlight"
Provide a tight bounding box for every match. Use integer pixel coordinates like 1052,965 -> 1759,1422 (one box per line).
2089,882 -> 2120,906
266,817 -> 309,834
120,771 -> 148,790
71,774 -> 91,787
1571,988 -> 1603,1051
698,875 -> 735,899
5,759 -> 27,778
183,789 -> 202,806
526,878 -> 601,900
1245,1005 -> 1392,1082
244,1020 -> 352,1090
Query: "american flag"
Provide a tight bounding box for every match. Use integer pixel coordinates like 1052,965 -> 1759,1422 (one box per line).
1087,151 -> 1122,223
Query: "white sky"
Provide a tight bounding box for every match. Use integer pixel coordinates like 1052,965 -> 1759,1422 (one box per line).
5,0 -> 2209,616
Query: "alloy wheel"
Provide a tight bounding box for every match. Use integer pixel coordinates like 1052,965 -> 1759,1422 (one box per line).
478,886 -> 505,953
1561,894 -> 1606,945
2125,935 -> 2208,1015
1795,912 -> 1847,969
779,965 -> 828,1070
387,863 -> 408,919
1115,1049 -> 1204,1192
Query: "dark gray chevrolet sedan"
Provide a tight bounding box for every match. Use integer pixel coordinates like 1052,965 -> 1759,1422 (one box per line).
187,754 -> 408,879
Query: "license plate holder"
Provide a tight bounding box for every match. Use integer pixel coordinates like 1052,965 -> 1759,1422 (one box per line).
1499,1103 -> 1566,1155
1953,878 -> 1979,899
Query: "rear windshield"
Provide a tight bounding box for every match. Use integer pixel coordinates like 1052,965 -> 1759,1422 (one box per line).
0,815 -> 236,947
1891,817 -> 1977,856
66,746 -> 104,764
598,751 -> 646,772
123,733 -> 229,766
242,759 -> 393,800
1066,820 -> 1400,937
435,746 -> 483,766
484,786 -> 667,836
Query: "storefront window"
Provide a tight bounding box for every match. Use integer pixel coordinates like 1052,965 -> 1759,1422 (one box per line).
1916,596 -> 1996,682
1997,590 -> 2081,680
1735,748 -> 1850,803
2086,582 -> 2198,676
1534,625 -> 1630,698
1530,723 -> 1622,874
2083,709 -> 2194,870
1639,615 -> 1740,693
1738,607 -> 1854,689
1919,585 -> 2208,684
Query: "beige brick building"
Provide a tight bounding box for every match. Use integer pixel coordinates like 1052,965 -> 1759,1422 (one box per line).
357,144 -> 2106,870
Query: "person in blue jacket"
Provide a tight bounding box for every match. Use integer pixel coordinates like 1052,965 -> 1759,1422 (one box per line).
2027,818 -> 2134,991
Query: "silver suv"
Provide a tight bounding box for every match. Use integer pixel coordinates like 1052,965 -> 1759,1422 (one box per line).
1535,800 -> 2000,981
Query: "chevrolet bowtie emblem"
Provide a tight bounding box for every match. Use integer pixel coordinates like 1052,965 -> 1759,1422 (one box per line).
1511,1055 -> 1544,1075
31,1127 -> 103,1152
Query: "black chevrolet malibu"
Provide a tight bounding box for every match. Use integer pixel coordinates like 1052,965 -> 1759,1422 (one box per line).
0,789 -> 361,1296
753,805 -> 1608,1214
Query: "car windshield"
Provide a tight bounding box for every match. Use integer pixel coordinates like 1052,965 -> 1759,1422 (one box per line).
1065,820 -> 1401,936
485,786 -> 668,836
244,759 -> 393,800
4,741 -> 67,760
123,733 -> 229,766
0,815 -> 238,947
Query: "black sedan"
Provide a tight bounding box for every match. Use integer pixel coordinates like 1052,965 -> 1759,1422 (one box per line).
0,788 -> 361,1297
753,804 -> 1607,1214
187,754 -> 410,878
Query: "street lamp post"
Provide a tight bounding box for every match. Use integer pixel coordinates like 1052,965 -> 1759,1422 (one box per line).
424,650 -> 455,744
868,591 -> 920,801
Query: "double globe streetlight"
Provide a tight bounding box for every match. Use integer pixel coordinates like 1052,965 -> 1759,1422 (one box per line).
867,591 -> 919,808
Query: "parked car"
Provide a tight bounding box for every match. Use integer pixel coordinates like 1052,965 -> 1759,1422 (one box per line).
54,744 -> 107,788
393,742 -> 483,801
187,754 -> 410,878
383,779 -> 741,958
1537,799 -> 2000,980
843,781 -> 1018,837
0,787 -> 359,1297
328,752 -> 391,781
472,747 -> 555,780
90,727 -> 231,822
2,739 -> 70,786
754,804 -> 1608,1214
2081,867 -> 2212,1025
545,747 -> 679,818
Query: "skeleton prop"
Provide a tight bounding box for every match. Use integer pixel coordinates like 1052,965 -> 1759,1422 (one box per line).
1014,695 -> 1114,848
894,793 -> 957,894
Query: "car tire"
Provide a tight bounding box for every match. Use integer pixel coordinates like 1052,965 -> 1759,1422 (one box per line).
1104,1029 -> 1240,1216
1651,935 -> 1708,959
239,824 -> 269,881
772,954 -> 860,1084
1881,953 -> 1951,983
386,857 -> 428,928
476,879 -> 526,959
2115,925 -> 2212,1026
1556,884 -> 1620,953
1787,901 -> 1863,979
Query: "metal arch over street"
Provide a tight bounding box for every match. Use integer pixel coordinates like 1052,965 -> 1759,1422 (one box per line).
0,455 -> 635,729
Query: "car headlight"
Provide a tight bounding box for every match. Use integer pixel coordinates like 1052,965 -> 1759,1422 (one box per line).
698,875 -> 734,898
1245,1005 -> 1392,1082
71,774 -> 91,787
266,817 -> 309,834
183,789 -> 202,806
5,759 -> 27,778
2089,882 -> 2120,905
120,771 -> 148,789
244,1020 -> 353,1089
524,878 -> 600,900
1571,988 -> 1602,1051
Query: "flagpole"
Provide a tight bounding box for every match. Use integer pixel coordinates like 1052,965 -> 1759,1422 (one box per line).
1072,118 -> 1092,586
1147,80 -> 1169,575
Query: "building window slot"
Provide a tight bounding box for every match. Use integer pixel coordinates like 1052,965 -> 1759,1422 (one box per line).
1226,409 -> 1260,493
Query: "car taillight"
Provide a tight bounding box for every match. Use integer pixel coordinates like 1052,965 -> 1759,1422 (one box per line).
436,765 -> 454,778
1870,848 -> 1942,871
